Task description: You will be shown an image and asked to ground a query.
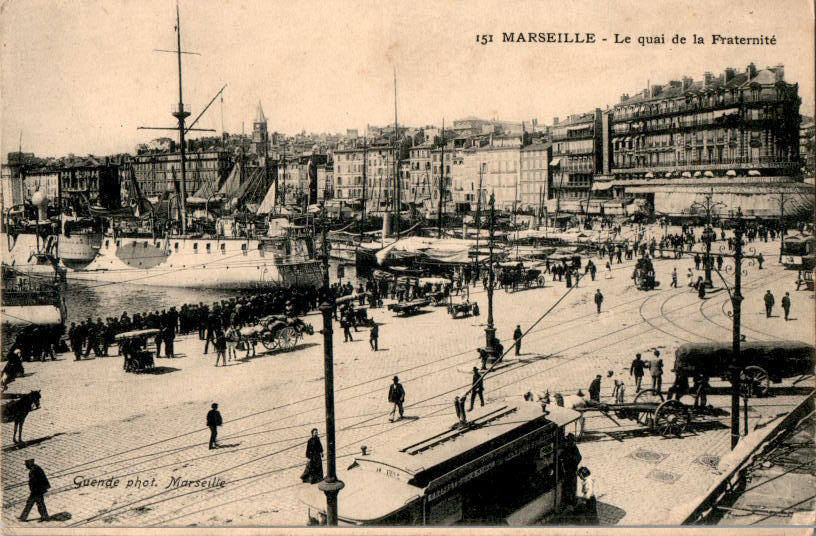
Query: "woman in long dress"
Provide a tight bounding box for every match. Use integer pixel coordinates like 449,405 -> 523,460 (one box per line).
577,466 -> 599,525
301,428 -> 324,484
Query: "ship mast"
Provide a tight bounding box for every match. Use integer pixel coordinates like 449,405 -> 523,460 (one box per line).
393,68 -> 400,238
438,118 -> 445,238
172,2 -> 190,235
360,137 -> 367,242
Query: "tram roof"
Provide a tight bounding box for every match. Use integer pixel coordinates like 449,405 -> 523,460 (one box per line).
298,403 -> 580,523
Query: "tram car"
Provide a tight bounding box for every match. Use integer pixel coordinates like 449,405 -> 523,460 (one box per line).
632,256 -> 659,290
300,403 -> 582,526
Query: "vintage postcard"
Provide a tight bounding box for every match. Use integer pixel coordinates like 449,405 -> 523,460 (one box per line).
1,0 -> 814,533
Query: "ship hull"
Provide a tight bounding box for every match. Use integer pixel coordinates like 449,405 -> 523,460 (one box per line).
66,236 -> 323,289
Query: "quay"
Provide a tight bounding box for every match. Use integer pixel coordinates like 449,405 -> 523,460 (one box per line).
1,232 -> 812,527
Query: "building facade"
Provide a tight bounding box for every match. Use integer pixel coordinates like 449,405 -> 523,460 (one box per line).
550,109 -> 603,203
519,141 -> 552,211
332,143 -> 404,212
610,64 -> 800,179
129,150 -> 233,199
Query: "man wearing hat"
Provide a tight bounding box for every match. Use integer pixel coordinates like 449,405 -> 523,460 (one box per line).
19,458 -> 50,522
206,403 -> 223,449
649,350 -> 664,393
588,375 -> 602,402
629,353 -> 645,392
387,376 -> 405,422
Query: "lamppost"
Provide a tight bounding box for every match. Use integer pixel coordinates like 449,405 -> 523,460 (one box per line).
484,193 -> 497,361
317,207 -> 344,524
691,191 -> 726,288
473,162 -> 485,282
707,208 -> 757,450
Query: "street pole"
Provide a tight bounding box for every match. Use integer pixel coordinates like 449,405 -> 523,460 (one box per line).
474,163 -> 484,281
730,208 -> 744,450
485,193 -> 497,360
778,192 -> 785,263
317,212 -> 344,523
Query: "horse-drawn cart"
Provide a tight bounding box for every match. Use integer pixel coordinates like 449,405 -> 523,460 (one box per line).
632,256 -> 659,290
448,300 -> 479,319
388,299 -> 431,316
239,315 -> 314,352
116,329 -> 159,373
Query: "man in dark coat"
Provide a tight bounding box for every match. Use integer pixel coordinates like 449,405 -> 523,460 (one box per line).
588,375 -> 602,402
206,403 -> 223,449
594,289 -> 604,314
301,428 -> 324,484
763,290 -> 775,318
19,459 -> 49,522
629,353 -> 645,391
369,323 -> 379,351
560,433 -> 582,507
513,325 -> 523,356
469,367 -> 485,410
388,376 -> 405,422
68,322 -> 82,361
781,292 -> 791,321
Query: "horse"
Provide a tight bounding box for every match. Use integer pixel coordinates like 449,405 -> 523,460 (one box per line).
2,390 -> 41,444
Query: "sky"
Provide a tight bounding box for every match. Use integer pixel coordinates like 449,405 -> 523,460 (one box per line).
1,0 -> 813,158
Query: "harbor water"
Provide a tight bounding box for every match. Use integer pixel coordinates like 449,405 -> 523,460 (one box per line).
62,261 -> 359,325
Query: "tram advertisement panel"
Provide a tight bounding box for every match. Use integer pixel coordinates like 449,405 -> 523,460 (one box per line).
425,425 -> 557,505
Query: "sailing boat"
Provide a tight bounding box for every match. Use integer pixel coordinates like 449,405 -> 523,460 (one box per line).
47,5 -> 322,289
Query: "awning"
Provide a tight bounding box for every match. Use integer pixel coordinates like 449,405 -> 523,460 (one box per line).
550,158 -> 561,166
592,182 -> 613,191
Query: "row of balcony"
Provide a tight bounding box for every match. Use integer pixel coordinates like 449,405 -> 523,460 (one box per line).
611,156 -> 798,172
612,94 -> 793,123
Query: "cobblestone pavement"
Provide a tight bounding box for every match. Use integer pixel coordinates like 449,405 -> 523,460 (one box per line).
2,234 -> 813,527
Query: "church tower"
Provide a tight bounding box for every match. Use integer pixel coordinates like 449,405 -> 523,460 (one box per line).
251,101 -> 268,155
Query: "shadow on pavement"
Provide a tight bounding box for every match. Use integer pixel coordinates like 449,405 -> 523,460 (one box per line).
2,433 -> 65,452
137,366 -> 180,375
598,501 -> 627,525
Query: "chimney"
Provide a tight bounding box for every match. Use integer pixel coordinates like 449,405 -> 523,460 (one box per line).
724,68 -> 736,83
682,76 -> 693,90
773,64 -> 785,82
704,72 -> 713,86
747,62 -> 757,79
650,84 -> 663,98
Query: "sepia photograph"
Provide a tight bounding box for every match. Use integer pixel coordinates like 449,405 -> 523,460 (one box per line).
0,0 -> 814,532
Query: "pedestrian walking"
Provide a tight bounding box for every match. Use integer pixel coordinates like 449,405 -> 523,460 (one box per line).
588,374 -> 602,402
300,428 -> 324,484
388,376 -> 405,422
649,351 -> 663,393
612,380 -> 625,403
369,323 -> 379,351
19,459 -> 50,522
694,253 -> 701,270
693,374 -> 709,409
716,254 -> 723,272
698,280 -> 706,299
342,318 -> 353,342
68,322 -> 82,361
605,261 -> 612,279
764,290 -> 775,318
594,289 -> 603,314
469,367 -> 485,410
206,403 -> 222,449
757,252 -> 764,269
629,353 -> 645,391
214,328 -> 227,366
781,292 -> 791,321
513,325 -> 523,355
671,267 -> 678,288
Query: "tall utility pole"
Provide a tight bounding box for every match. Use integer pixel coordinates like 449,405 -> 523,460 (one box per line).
318,212 -> 344,523
691,190 -> 725,288
438,119 -> 445,238
484,193 -> 497,361
777,192 -> 789,262
729,208 -> 745,450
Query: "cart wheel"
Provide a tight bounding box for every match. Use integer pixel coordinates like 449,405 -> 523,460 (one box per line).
278,327 -> 297,351
740,366 -> 770,398
654,400 -> 691,437
633,389 -> 664,425
537,276 -> 546,287
260,334 -> 276,351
